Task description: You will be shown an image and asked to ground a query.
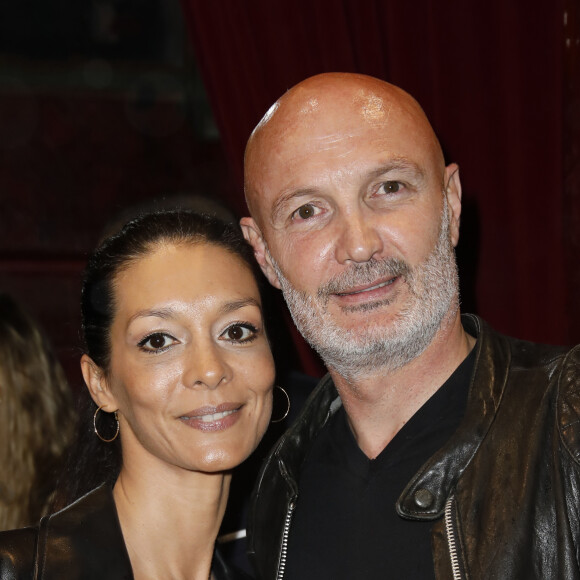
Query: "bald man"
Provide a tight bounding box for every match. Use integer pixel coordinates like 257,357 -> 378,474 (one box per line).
241,73 -> 580,579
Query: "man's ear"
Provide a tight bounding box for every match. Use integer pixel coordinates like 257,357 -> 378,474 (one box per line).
444,163 -> 462,247
240,217 -> 282,289
81,354 -> 118,412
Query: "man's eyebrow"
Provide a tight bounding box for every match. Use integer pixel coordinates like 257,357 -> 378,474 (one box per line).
367,159 -> 426,181
271,188 -> 319,224
269,160 -> 426,222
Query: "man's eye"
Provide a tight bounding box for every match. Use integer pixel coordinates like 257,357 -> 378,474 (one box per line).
138,333 -> 176,352
293,204 -> 318,220
379,181 -> 402,194
222,324 -> 258,343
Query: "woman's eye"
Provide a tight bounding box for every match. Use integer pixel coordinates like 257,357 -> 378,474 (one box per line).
378,181 -> 402,194
293,203 -> 318,220
222,324 -> 257,343
138,333 -> 176,352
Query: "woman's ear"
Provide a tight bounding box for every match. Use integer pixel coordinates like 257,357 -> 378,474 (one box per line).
81,354 -> 118,411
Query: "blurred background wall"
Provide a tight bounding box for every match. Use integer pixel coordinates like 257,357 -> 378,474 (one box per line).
0,0 -> 237,385
1,0 -> 579,384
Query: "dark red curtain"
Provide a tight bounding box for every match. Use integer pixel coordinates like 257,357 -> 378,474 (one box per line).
181,0 -> 577,372
564,0 -> 580,350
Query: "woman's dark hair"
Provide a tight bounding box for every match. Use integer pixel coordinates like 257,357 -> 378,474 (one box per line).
54,210 -> 264,508
83,209 -> 260,372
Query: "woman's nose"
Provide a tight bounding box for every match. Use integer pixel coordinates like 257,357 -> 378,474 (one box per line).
184,342 -> 231,390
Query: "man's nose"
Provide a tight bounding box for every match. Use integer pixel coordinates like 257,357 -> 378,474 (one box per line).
334,209 -> 384,264
184,342 -> 231,390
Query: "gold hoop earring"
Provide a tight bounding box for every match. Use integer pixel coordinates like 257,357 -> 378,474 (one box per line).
94,406 -> 120,442
271,385 -> 290,423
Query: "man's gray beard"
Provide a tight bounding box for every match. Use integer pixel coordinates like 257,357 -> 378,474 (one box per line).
268,200 -> 459,381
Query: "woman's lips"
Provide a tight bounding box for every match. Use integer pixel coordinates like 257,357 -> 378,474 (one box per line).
195,409 -> 237,423
179,403 -> 242,432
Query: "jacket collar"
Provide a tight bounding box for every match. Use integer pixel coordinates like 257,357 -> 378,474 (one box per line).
37,484 -> 246,580
396,314 -> 510,519
37,483 -> 133,579
274,315 -> 511,519
272,372 -> 340,498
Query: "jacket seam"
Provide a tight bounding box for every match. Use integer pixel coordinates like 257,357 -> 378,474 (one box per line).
453,495 -> 471,580
34,514 -> 50,579
556,346 -> 580,465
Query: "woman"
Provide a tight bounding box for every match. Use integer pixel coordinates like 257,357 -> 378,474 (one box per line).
0,210 -> 276,579
0,293 -> 74,531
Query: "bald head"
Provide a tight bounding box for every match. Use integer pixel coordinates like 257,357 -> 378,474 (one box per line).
244,73 -> 445,222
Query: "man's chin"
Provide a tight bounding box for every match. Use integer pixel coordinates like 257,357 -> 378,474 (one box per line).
321,307 -> 404,337
337,299 -> 396,315
302,323 -> 389,358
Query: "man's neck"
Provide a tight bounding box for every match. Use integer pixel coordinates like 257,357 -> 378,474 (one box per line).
329,313 -> 476,459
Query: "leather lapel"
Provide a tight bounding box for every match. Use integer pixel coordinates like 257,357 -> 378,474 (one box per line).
37,484 -> 133,580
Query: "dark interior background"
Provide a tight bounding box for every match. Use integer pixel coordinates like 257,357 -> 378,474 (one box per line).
1,0 -> 579,386
0,0 -> 238,386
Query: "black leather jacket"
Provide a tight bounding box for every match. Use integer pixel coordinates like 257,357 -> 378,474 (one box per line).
0,484 -> 248,580
248,315 -> 580,579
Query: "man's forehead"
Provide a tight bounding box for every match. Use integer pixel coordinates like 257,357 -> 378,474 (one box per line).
245,74 -> 443,216
248,77 -> 433,170
261,83 -> 402,139
249,103 -> 432,187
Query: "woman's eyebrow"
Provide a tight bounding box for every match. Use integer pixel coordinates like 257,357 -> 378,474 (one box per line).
126,299 -> 261,327
219,298 -> 261,316
127,308 -> 176,325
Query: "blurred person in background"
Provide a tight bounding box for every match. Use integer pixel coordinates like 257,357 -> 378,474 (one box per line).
0,292 -> 75,531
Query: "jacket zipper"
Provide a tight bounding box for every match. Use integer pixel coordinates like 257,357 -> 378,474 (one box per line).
276,499 -> 296,580
444,496 -> 463,580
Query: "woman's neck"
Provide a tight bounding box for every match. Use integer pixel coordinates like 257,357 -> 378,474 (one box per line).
113,461 -> 231,580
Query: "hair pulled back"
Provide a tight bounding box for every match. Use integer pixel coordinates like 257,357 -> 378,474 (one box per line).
82,209 -> 259,373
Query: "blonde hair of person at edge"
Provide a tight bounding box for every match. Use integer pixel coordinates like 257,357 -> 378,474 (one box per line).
0,211 -> 275,580
0,293 -> 74,531
240,73 -> 580,580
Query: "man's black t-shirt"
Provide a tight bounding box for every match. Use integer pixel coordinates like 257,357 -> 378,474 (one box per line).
284,348 -> 475,579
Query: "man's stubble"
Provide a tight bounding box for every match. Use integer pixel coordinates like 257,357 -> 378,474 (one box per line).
267,199 -> 459,381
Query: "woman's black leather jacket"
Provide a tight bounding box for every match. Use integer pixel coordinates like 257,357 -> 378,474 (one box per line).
248,315 -> 580,579
0,484 -> 248,580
